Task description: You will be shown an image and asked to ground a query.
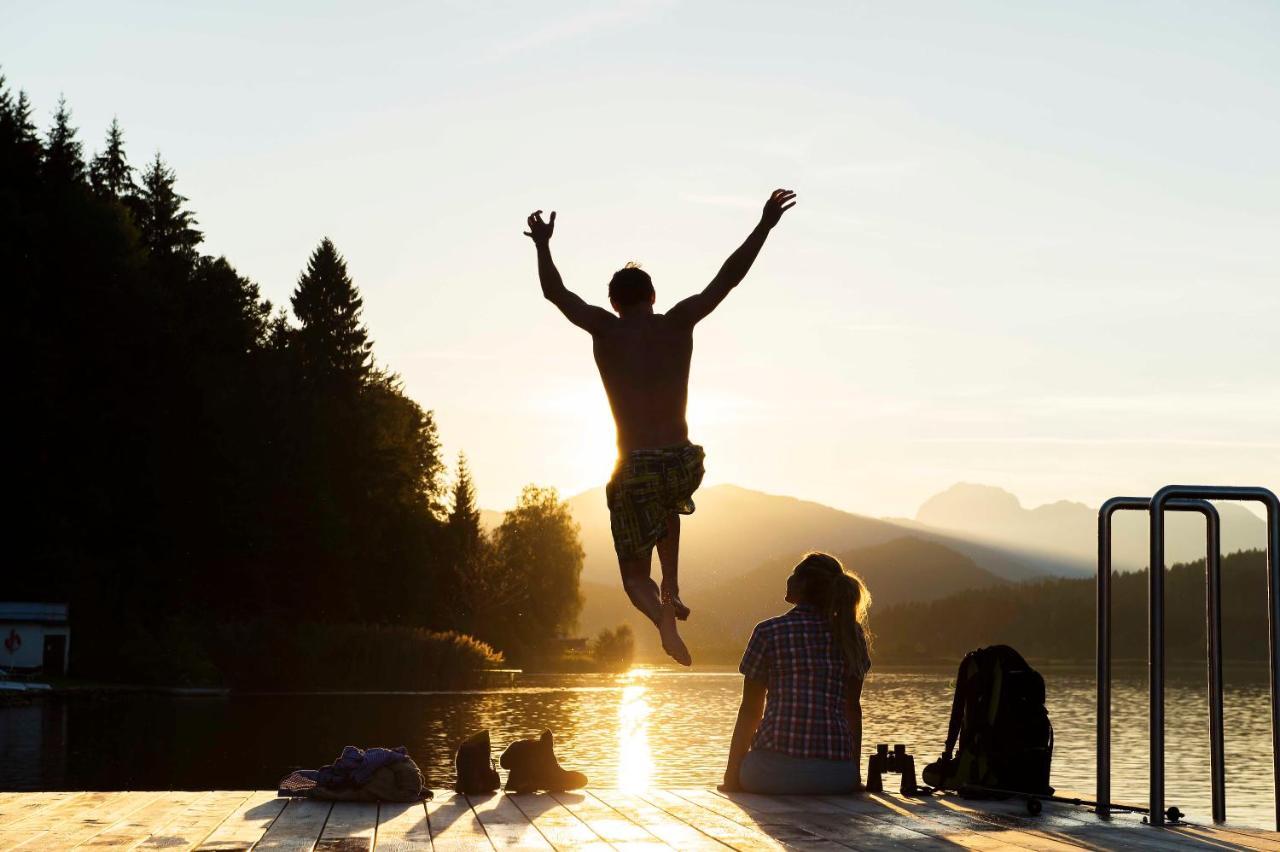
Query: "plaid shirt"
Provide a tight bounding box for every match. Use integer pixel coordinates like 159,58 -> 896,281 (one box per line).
739,604 -> 871,760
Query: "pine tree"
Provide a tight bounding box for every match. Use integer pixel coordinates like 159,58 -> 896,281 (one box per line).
0,87 -> 43,194
43,95 -> 85,184
13,92 -> 39,148
448,453 -> 484,557
290,238 -> 373,384
89,117 -> 134,199
136,152 -> 202,260
0,74 -> 13,143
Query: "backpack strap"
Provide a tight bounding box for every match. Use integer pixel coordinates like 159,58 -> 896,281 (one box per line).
943,651 -> 974,758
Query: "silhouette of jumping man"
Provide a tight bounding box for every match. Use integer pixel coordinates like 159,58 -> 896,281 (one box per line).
525,189 -> 797,666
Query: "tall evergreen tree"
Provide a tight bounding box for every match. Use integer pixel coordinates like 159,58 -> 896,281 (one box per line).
137,152 -> 202,260
89,117 -> 134,199
449,452 -> 484,556
290,238 -> 373,384
3,90 -> 45,186
43,95 -> 85,184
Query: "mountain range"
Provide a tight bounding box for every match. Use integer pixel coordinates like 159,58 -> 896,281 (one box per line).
484,481 -> 1267,661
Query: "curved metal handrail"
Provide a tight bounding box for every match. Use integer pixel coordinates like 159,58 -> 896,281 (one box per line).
1146,485 -> 1280,830
1097,497 -> 1222,820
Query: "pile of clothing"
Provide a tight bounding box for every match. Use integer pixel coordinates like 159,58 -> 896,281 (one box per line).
278,745 -> 430,802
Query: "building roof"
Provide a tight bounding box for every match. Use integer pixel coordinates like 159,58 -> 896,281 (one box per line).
0,602 -> 69,624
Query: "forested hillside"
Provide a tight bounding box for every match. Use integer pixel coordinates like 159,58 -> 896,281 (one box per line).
875,549 -> 1269,664
2,77 -> 583,685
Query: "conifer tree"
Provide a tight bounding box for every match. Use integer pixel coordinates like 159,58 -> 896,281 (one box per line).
290,238 -> 373,384
4,90 -> 44,184
0,75 -> 14,144
13,91 -> 39,148
90,117 -> 134,199
43,95 -> 85,184
449,453 -> 484,557
137,152 -> 202,260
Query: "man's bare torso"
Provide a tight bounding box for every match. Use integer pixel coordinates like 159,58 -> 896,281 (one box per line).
592,313 -> 693,454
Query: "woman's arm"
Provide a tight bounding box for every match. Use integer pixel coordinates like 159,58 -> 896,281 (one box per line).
844,675 -> 865,786
721,678 -> 767,791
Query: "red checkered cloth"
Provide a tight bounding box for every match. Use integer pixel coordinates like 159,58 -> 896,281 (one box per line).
739,604 -> 871,760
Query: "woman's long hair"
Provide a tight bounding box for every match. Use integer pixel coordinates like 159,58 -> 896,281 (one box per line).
793,552 -> 872,671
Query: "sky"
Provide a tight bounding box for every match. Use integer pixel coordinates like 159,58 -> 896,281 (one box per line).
5,0 -> 1278,518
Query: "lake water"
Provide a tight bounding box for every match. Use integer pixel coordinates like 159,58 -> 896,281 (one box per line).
2,665 -> 1275,830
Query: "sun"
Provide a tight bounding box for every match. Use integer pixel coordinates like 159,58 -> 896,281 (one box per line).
549,383 -> 620,492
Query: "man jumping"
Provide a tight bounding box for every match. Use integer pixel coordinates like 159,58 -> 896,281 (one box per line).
524,189 -> 797,666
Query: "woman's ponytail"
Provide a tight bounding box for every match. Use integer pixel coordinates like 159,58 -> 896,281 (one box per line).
794,552 -> 872,673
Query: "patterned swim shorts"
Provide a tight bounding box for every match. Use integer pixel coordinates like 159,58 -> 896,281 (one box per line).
606,442 -> 706,561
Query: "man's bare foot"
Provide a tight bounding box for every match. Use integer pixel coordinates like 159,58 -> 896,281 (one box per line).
658,599 -> 692,666
662,585 -> 691,621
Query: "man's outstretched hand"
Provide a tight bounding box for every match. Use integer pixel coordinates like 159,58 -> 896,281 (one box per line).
761,188 -> 797,228
524,209 -> 556,245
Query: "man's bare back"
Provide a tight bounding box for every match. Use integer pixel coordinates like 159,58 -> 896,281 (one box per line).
525,189 -> 797,665
593,313 -> 693,454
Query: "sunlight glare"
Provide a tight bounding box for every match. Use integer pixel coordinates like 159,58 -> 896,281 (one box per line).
617,668 -> 653,791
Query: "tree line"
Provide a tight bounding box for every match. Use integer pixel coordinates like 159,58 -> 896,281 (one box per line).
874,549 -> 1270,665
1,75 -> 583,684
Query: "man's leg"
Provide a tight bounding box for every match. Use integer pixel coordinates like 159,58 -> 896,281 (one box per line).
619,553 -> 660,624
656,513 -> 691,621
619,551 -> 691,667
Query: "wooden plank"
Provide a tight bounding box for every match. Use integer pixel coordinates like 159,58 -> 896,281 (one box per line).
0,791 -> 98,849
1163,824 -> 1280,852
925,794 -> 1187,852
254,798 -> 333,852
73,790 -> 208,850
670,788 -> 860,844
372,801 -> 433,852
11,791 -> 166,849
633,789 -> 799,851
465,793 -> 551,850
0,792 -> 81,829
314,802 -> 377,851
589,790 -> 731,851
551,791 -> 674,850
981,791 -> 1260,851
196,791 -> 287,851
505,793 -> 609,850
797,792 -> 1048,852
426,790 -> 492,852
696,790 -> 976,852
1040,793 -> 1280,852
133,791 -> 255,851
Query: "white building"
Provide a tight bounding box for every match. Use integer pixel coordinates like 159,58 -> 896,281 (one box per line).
0,603 -> 70,676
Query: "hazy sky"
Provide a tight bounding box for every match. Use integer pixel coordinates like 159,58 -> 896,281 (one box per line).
6,0 -> 1278,518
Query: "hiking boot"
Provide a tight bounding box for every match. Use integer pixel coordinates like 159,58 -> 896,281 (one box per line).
454,730 -> 501,795
500,730 -> 588,793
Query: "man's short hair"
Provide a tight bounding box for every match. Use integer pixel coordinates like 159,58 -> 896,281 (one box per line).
608,263 -> 654,307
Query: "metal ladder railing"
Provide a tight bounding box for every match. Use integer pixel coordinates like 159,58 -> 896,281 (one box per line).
1096,484 -> 1279,830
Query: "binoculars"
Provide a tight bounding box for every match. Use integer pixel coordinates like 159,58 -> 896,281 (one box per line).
866,743 -> 918,795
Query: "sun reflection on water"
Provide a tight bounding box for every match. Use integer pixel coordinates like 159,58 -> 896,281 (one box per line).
617,667 -> 654,790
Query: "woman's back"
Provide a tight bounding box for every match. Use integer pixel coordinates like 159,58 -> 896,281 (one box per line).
740,603 -> 871,761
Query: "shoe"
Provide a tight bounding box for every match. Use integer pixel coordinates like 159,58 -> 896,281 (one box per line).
454,730 -> 501,795
500,730 -> 588,793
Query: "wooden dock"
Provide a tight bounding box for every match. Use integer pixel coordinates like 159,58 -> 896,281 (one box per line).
1,788 -> 1278,850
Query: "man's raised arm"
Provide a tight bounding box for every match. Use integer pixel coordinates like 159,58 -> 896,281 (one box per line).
524,209 -> 614,334
668,188 -> 797,326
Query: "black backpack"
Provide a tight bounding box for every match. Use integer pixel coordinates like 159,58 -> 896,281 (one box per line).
922,645 -> 1054,796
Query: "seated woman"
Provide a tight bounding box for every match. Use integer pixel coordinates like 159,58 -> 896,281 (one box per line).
721,551 -> 872,795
